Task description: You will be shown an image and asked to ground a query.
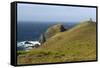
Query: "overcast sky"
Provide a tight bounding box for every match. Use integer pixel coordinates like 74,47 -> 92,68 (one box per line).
17,3 -> 96,23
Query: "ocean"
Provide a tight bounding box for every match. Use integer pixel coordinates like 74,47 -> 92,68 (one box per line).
17,22 -> 77,51
17,22 -> 77,42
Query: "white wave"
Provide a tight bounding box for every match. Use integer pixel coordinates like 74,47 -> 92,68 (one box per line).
17,41 -> 41,51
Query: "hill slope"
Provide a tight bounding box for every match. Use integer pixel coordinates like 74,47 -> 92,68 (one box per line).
39,24 -> 66,43
18,21 -> 96,65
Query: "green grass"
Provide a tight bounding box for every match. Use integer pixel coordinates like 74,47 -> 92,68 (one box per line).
17,51 -> 29,56
17,21 -> 96,65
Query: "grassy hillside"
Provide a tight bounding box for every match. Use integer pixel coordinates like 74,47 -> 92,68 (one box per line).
39,24 -> 65,43
17,21 -> 96,65
44,24 -> 66,40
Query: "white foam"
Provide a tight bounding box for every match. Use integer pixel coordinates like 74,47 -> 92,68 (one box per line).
17,41 -> 41,51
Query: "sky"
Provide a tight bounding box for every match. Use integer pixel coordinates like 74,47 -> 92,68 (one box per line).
17,3 -> 96,23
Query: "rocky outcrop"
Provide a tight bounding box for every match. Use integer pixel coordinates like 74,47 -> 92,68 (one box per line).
39,33 -> 46,44
39,24 -> 66,44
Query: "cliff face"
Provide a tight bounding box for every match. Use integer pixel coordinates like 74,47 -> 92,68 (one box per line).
39,33 -> 46,44
39,24 -> 66,44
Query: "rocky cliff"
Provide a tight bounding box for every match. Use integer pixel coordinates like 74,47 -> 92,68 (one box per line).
39,24 -> 66,44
